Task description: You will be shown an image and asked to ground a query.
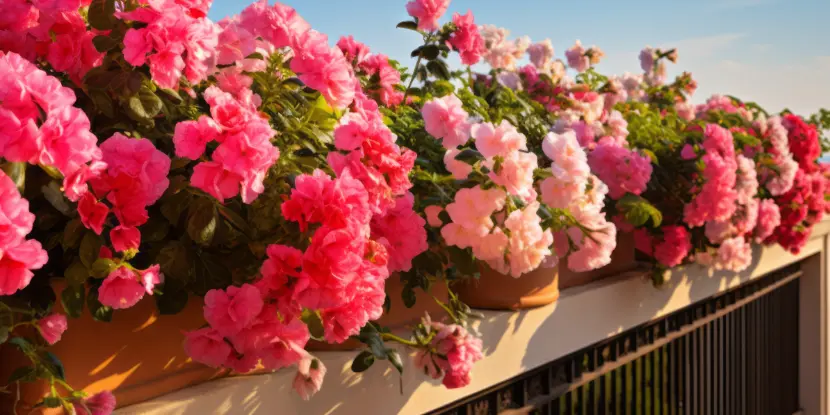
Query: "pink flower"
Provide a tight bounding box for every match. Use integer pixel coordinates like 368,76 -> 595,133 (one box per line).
293,355 -> 326,400
639,46 -> 655,73
502,202 -> 554,277
527,39 -> 554,70
425,205 -> 444,227
289,30 -> 356,109
78,193 -> 109,235
139,265 -> 162,295
98,267 -> 146,310
37,313 -> 68,345
415,318 -> 483,389
443,149 -> 473,180
565,40 -> 590,72
183,327 -> 233,368
486,151 -> 538,201
588,142 -> 652,199
371,193 -> 428,272
37,106 -> 100,176
716,237 -> 752,272
448,11 -> 484,65
110,226 -> 141,253
99,134 -> 171,206
0,240 -> 48,296
405,0 -> 451,32
173,116 -> 221,160
337,35 -> 370,64
190,162 -> 242,203
755,199 -> 781,242
471,120 -> 527,159
422,95 -> 471,149
73,390 -> 116,415
681,144 -> 697,160
654,226 -> 691,268
46,31 -> 103,85
203,284 -> 264,337
0,171 -> 35,248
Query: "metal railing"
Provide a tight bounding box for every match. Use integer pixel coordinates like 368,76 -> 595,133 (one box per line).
429,263 -> 803,415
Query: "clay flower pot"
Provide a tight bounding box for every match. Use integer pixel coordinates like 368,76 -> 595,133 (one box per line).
306,274 -> 450,351
559,232 -> 637,290
454,263 -> 560,310
0,282 -> 224,414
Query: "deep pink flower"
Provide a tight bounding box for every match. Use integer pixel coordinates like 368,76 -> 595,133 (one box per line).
139,265 -> 162,295
183,327 -> 233,368
78,193 -> 109,235
37,313 -> 68,345
203,284 -> 264,337
0,239 -> 48,296
0,171 -> 36,248
588,142 -> 652,199
448,11 -> 484,65
73,390 -> 116,415
371,193 -> 428,272
173,116 -> 221,160
99,134 -> 171,206
414,317 -> 483,389
110,226 -> 141,253
337,35 -> 370,65
190,162 -> 242,203
406,0 -> 451,31
98,267 -> 146,309
654,226 -> 691,268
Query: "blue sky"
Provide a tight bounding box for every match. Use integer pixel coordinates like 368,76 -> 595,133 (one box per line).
208,0 -> 830,116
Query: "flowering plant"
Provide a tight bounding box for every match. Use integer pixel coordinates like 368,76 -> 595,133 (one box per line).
0,0 -> 827,413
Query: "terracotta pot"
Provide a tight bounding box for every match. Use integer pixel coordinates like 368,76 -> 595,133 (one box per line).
560,232 -> 637,290
306,274 -> 450,351
454,264 -> 560,310
0,282 -> 225,414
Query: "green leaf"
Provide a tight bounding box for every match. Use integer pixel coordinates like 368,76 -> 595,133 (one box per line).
616,194 -> 663,228
448,246 -> 478,276
351,351 -> 375,373
420,45 -> 440,61
60,285 -> 85,319
300,310 -> 326,341
92,35 -> 118,53
8,337 -> 32,353
0,326 -> 8,345
640,149 -> 659,165
426,60 -> 451,80
89,90 -> 114,118
387,349 -> 404,374
7,366 -> 36,383
42,396 -> 63,408
43,351 -> 66,380
90,258 -> 117,279
245,52 -> 265,60
161,190 -> 191,224
155,289 -> 188,315
186,199 -> 218,245
62,219 -> 84,250
454,148 -> 484,165
156,241 -> 192,282
157,88 -> 183,104
1,162 -> 26,193
87,287 -> 113,322
65,260 -> 90,285
396,21 -> 419,31
88,0 -> 116,30
126,87 -> 163,122
401,285 -> 417,308
79,232 -> 102,268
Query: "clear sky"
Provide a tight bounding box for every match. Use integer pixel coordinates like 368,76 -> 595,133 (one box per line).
208,0 -> 830,116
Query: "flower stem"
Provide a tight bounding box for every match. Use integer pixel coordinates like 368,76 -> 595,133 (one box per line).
380,333 -> 420,347
402,32 -> 435,104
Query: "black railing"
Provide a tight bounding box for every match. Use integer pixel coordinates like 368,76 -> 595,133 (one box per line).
429,263 -> 803,415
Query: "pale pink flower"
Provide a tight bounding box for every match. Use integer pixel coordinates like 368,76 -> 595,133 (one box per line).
293,354 -> 326,400
444,148 -> 473,180
471,120 -> 527,159
527,39 -> 554,70
486,150 -> 538,201
37,313 -> 67,345
414,318 -> 483,389
425,205 -> 444,227
405,0 -> 451,31
422,95 -> 471,149
639,46 -> 655,73
496,71 -> 522,91
755,199 -> 781,242
565,40 -> 589,72
371,193 -> 428,272
716,237 -> 752,272
502,202 -> 554,277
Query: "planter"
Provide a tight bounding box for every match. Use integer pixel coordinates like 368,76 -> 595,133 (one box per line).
454,264 -> 560,310
306,274 -> 450,351
559,232 -> 637,290
0,282 -> 225,414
